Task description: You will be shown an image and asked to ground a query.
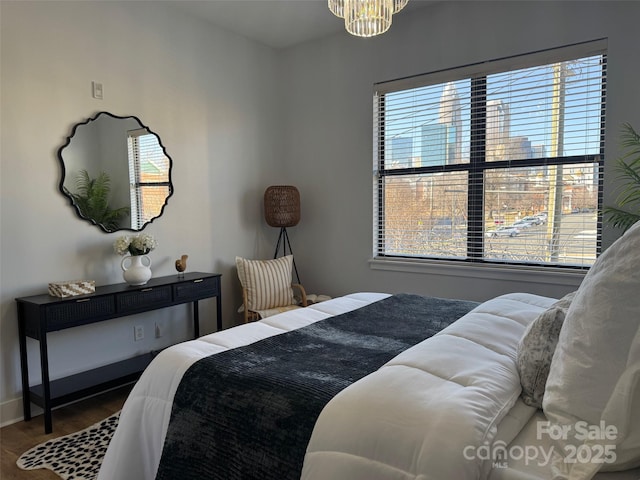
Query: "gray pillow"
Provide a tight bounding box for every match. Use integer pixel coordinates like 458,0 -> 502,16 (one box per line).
516,292 -> 576,408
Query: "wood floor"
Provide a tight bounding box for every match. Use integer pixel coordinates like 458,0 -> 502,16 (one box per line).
0,385 -> 132,480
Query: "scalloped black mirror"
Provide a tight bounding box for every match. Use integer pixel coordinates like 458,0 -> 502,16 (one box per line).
58,112 -> 173,233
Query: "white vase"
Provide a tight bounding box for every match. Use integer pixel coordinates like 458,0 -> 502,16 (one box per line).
121,254 -> 152,286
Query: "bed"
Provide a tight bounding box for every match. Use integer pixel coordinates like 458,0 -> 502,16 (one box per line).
99,225 -> 640,480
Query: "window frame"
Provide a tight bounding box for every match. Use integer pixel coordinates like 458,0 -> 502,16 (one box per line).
127,128 -> 173,230
373,40 -> 607,270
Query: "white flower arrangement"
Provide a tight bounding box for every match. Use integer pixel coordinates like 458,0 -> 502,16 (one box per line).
113,233 -> 158,256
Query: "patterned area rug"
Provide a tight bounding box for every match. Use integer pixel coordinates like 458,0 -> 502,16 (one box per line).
16,411 -> 119,480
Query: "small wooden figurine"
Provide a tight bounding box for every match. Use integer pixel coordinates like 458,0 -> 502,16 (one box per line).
175,254 -> 188,277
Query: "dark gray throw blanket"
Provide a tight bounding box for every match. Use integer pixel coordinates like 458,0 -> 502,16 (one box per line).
155,293 -> 479,480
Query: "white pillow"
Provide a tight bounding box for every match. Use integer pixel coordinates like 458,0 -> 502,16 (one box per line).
542,222 -> 640,478
235,255 -> 295,311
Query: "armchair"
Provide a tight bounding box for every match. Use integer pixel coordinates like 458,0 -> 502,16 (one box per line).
236,255 -> 307,323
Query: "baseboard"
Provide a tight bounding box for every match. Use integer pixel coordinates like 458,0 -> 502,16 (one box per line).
1,384 -> 131,428
0,397 -> 42,428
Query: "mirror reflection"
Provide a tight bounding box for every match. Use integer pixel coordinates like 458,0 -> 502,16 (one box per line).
58,112 -> 173,233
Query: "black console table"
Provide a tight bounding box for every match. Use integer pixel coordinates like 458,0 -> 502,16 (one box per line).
16,272 -> 222,433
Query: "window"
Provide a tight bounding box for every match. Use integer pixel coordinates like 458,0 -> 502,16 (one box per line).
374,41 -> 606,268
127,129 -> 172,230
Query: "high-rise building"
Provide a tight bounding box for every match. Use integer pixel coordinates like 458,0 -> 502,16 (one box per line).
421,124 -> 456,166
438,82 -> 462,164
486,99 -> 511,149
389,136 -> 413,167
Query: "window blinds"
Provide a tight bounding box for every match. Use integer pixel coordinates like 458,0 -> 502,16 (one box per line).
127,129 -> 171,230
374,42 -> 606,268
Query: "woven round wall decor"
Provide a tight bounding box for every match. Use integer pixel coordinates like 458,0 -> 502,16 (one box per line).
264,185 -> 300,228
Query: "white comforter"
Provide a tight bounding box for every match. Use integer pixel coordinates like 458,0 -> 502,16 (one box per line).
98,292 -> 554,480
303,292 -> 554,480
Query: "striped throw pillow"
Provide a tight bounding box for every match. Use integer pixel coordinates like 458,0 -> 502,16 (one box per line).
236,255 -> 295,311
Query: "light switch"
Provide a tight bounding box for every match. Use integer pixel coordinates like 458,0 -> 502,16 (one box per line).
92,81 -> 103,100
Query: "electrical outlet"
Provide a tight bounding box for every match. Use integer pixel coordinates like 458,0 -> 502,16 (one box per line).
134,325 -> 144,342
155,322 -> 163,338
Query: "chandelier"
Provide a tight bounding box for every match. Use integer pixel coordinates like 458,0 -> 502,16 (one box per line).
328,0 -> 408,37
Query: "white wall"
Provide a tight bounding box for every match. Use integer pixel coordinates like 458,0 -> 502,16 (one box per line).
0,1 -> 281,424
280,0 -> 640,301
2,0 -> 639,427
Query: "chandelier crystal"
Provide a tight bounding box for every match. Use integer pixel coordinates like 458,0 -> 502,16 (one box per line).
328,0 -> 408,37
393,0 -> 408,13
328,0 -> 344,18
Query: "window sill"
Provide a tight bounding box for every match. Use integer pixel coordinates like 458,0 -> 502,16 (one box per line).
368,257 -> 586,289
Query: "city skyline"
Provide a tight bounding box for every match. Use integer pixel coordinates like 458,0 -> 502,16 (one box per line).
384,55 -> 604,169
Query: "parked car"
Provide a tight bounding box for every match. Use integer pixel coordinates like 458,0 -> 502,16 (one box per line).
486,226 -> 520,237
512,220 -> 533,229
535,212 -> 548,223
522,215 -> 542,225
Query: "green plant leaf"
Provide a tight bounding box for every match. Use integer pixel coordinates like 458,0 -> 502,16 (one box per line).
70,170 -> 130,231
604,124 -> 640,232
